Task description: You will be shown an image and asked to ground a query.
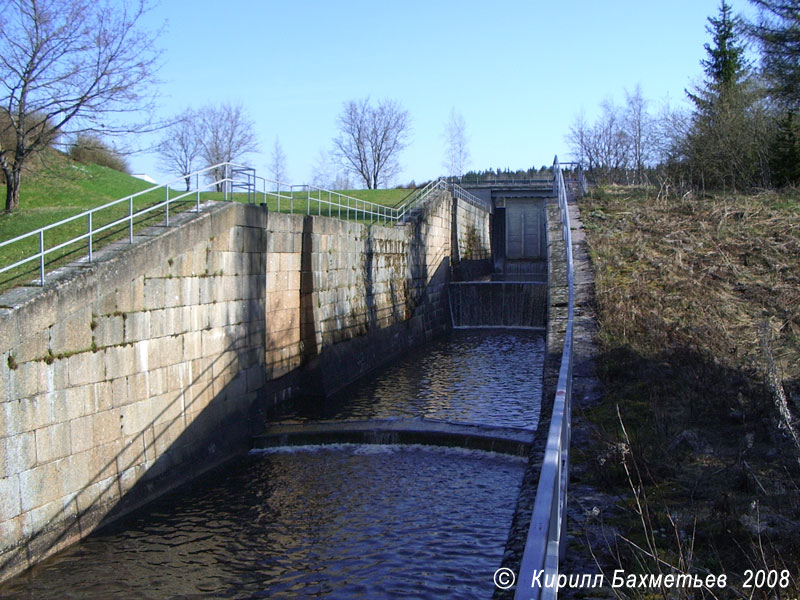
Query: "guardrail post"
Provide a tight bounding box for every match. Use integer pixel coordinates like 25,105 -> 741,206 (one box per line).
195,173 -> 200,212
39,230 -> 45,286
88,213 -> 93,262
129,197 -> 134,243
165,186 -> 170,226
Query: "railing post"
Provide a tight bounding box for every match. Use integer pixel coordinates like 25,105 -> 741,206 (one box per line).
165,186 -> 170,226
88,213 -> 93,262
196,173 -> 200,212
129,197 -> 134,243
39,230 -> 45,286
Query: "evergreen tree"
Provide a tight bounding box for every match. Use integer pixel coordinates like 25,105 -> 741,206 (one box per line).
749,0 -> 800,109
685,1 -> 771,189
771,110 -> 800,185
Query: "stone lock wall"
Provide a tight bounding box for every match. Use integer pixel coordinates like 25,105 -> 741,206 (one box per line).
0,203 -> 268,580
0,188 -> 490,581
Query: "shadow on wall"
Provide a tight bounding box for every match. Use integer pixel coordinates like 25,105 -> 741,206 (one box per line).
1,189 -> 485,583
0,254 -> 267,583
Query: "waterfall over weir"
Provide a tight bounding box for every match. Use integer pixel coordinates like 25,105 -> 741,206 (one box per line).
448,279 -> 547,330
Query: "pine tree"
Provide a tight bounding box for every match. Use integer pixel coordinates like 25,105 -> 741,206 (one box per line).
685,1 -> 770,189
749,0 -> 800,109
771,110 -> 800,185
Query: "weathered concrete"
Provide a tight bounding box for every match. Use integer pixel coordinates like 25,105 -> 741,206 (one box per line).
0,188 -> 491,582
0,202 -> 267,581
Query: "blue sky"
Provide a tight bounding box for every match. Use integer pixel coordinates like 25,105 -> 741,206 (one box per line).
128,0 -> 759,187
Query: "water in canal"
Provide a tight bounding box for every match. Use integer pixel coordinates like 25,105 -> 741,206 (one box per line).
0,330 -> 544,599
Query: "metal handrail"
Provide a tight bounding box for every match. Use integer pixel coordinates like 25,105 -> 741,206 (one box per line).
515,155 -> 574,600
0,161 -> 256,286
2,160 -> 495,289
451,182 -> 492,213
395,178 -> 448,222
449,176 -> 554,186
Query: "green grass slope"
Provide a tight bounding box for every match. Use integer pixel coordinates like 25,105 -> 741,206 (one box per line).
0,152 -> 422,292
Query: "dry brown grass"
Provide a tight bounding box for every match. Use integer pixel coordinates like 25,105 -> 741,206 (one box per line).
579,185 -> 800,598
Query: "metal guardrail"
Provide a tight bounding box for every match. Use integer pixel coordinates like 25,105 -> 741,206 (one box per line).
448,176 -> 555,187
1,161 -> 492,288
515,155 -> 574,600
0,162 -> 256,287
451,183 -> 493,213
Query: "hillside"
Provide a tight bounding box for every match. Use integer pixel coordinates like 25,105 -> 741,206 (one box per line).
0,152 -> 419,292
575,185 -> 800,597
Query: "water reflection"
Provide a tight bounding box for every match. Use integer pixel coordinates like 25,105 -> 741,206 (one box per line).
0,446 -> 525,599
273,330 -> 544,429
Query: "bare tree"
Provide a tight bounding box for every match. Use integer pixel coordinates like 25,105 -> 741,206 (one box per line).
269,136 -> 287,183
443,107 -> 469,178
197,102 -> 259,191
624,85 -> 654,184
333,98 -> 410,189
311,148 -> 352,189
566,110 -> 593,170
567,100 -> 632,184
0,0 -> 160,212
157,109 -> 202,191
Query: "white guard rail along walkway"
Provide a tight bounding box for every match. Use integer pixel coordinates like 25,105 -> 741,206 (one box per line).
0,162 -> 487,288
514,156 -> 575,600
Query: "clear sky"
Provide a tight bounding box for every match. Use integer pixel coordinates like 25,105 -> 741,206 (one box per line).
127,0 -> 760,187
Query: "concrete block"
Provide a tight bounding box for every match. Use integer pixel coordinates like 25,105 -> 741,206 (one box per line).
266,252 -> 281,273
49,306 -> 92,356
14,361 -> 47,400
88,380 -> 113,414
75,476 -> 119,516
18,460 -> 67,511
1,433 -> 36,477
130,340 -> 149,374
184,378 -> 214,414
152,418 -> 185,458
198,276 -> 222,305
147,367 -> 166,397
123,311 -> 150,344
162,277 -> 183,308
126,372 -> 149,405
164,363 -> 189,393
119,398 -> 155,437
20,493 -> 78,540
0,475 -> 21,522
151,391 -> 184,427
67,351 -> 104,388
0,311 -> 20,356
116,435 -> 146,474
201,327 -> 228,357
103,344 -> 135,381
15,328 -> 48,364
69,415 -> 95,454
142,278 -> 165,309
91,409 -> 122,447
182,331 -> 203,363
93,315 -> 124,349
118,463 -> 147,495
147,335 -> 182,371
34,422 -> 71,464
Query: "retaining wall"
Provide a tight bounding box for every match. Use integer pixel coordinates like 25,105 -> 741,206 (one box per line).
0,189 -> 490,581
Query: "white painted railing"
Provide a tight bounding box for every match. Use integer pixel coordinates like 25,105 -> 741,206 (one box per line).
515,155 -> 574,600
0,162 -> 491,289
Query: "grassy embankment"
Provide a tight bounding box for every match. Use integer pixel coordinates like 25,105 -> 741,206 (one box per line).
0,151 -> 413,292
579,185 -> 800,597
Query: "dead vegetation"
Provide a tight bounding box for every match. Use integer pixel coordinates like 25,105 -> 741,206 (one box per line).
578,185 -> 800,598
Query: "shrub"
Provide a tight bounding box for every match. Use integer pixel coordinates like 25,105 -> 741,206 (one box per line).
68,134 -> 130,173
